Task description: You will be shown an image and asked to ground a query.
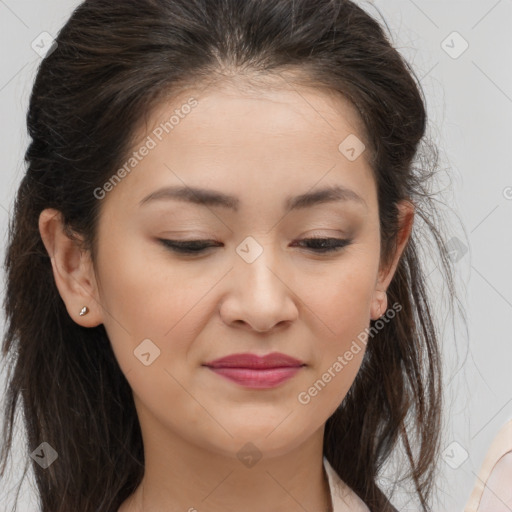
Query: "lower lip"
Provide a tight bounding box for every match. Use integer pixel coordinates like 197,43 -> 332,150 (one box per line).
206,366 -> 303,389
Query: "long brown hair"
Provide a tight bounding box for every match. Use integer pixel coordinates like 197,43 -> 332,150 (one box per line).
1,1 -> 462,510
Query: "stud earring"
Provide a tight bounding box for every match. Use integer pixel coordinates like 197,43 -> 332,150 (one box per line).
374,291 -> 387,318
79,306 -> 89,317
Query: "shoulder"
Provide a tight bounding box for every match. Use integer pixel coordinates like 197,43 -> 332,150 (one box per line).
323,457 -> 371,512
465,419 -> 512,512
464,420 -> 512,512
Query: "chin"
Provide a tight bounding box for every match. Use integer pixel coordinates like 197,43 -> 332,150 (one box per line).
197,422 -> 316,460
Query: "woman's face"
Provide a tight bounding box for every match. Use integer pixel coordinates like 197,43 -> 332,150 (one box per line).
86,80 -> 409,459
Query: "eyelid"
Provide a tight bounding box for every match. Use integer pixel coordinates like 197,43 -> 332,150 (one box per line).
157,237 -> 352,255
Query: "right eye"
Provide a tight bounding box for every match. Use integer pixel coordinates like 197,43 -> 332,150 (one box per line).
158,239 -> 220,255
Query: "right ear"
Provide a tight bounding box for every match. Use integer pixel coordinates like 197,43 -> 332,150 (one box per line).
38,208 -> 104,327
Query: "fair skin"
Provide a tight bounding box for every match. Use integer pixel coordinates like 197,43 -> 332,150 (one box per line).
39,78 -> 414,512
477,452 -> 512,511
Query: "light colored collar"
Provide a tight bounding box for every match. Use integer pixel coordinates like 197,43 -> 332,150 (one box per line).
323,456 -> 370,511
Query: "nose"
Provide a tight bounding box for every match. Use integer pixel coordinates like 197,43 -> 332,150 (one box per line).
219,242 -> 299,333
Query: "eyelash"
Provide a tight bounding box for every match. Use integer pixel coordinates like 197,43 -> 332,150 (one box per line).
158,237 -> 352,255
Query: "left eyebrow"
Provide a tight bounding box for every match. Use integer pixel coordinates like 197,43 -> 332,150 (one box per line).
138,184 -> 367,211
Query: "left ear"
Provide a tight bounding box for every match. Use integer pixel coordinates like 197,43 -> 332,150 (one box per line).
370,200 -> 415,320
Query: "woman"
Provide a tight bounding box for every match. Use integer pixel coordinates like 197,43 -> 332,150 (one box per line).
0,1 -> 460,511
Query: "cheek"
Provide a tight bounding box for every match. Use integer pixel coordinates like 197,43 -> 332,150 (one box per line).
298,255 -> 377,341
95,232 -> 223,368
293,253 -> 377,405
96,231 -> 191,326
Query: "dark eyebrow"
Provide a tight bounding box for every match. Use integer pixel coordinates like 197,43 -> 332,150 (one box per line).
139,184 -> 367,211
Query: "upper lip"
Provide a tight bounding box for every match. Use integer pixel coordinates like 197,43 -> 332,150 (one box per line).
203,352 -> 305,369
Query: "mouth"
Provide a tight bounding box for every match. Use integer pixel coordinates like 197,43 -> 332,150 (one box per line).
202,352 -> 306,389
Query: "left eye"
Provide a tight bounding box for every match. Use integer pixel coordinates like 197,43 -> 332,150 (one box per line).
158,238 -> 352,255
293,237 -> 352,253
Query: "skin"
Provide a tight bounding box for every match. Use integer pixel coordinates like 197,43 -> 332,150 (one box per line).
477,452 -> 512,512
39,77 -> 414,512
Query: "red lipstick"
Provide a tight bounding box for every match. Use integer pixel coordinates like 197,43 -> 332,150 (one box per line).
203,352 -> 305,389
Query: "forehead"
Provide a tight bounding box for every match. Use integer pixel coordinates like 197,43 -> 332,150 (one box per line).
105,76 -> 377,217
140,75 -> 369,152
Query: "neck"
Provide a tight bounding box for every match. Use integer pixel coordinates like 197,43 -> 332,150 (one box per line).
118,421 -> 333,512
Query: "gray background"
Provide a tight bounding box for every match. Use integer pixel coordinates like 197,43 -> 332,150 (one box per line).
0,0 -> 511,510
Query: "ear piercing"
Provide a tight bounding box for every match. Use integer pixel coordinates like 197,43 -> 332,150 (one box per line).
376,291 -> 387,318
79,306 -> 89,317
